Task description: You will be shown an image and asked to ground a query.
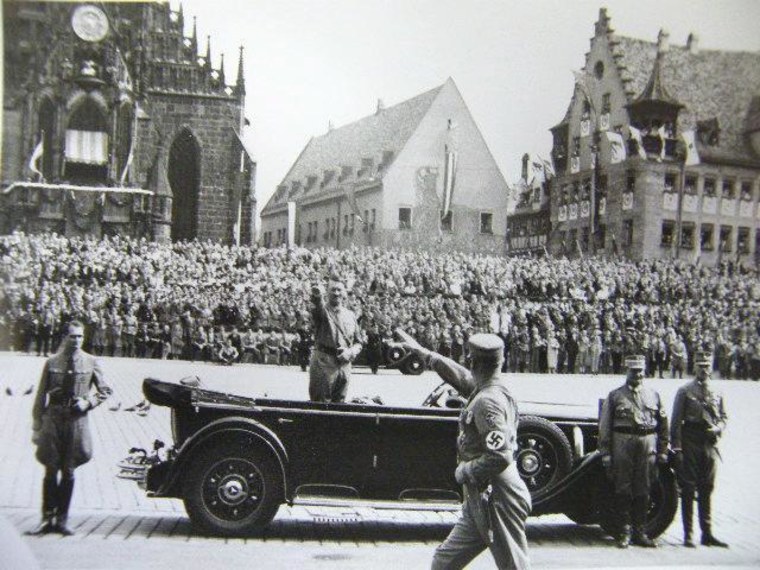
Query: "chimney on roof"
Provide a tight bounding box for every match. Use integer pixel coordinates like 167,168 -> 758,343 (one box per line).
657,28 -> 669,53
328,120 -> 334,132
521,153 -> 529,183
376,99 -> 385,115
687,33 -> 699,54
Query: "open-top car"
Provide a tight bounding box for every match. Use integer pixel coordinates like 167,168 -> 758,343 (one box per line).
119,377 -> 677,539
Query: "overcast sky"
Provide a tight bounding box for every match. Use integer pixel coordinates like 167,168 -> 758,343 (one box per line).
177,0 -> 760,213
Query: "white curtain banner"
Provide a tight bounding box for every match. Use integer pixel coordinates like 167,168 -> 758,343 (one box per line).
65,130 -> 108,164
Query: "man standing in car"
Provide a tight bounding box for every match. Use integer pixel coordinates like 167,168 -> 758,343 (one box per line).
309,279 -> 363,403
28,320 -> 112,536
399,331 -> 531,569
598,355 -> 669,548
671,351 -> 729,548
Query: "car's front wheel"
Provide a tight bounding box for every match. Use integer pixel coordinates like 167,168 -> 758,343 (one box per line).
516,416 -> 573,496
183,442 -> 283,536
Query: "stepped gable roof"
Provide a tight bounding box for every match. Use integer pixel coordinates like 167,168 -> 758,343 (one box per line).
611,35 -> 760,161
262,82 -> 445,213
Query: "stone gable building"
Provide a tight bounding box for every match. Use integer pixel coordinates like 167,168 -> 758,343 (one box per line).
549,8 -> 760,264
259,78 -> 510,255
2,1 -> 255,244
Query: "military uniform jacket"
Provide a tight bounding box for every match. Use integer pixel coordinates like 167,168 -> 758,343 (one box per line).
671,380 -> 727,450
311,297 -> 362,357
598,384 -> 669,457
32,349 -> 112,468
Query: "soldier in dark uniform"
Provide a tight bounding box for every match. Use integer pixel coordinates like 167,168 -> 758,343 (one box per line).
598,355 -> 669,548
308,280 -> 363,403
671,352 -> 729,548
28,321 -> 112,536
400,332 -> 531,569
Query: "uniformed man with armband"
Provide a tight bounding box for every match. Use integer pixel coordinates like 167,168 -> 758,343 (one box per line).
671,351 -> 728,548
598,355 -> 669,548
399,331 -> 531,569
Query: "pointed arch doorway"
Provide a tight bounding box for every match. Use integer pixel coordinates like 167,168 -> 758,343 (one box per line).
168,129 -> 201,242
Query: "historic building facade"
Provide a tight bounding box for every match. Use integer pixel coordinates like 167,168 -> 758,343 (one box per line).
2,2 -> 255,244
259,78 -> 510,255
549,9 -> 760,264
506,154 -> 553,256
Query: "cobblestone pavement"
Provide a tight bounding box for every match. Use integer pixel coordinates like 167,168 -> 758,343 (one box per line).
1,353 -> 759,568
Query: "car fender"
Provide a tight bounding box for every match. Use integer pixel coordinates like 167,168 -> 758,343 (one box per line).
531,450 -> 606,516
157,417 -> 289,499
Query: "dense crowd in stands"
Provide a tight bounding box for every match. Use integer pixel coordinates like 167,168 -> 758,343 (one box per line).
1,232 -> 759,380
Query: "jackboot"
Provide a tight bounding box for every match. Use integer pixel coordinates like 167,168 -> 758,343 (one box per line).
698,492 -> 728,547
26,477 -> 58,535
631,495 -> 657,548
615,494 -> 631,548
681,491 -> 696,547
55,477 -> 75,536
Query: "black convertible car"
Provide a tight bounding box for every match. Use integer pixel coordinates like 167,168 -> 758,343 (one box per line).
119,377 -> 677,538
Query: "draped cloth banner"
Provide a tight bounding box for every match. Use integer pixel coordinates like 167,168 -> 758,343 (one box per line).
65,130 -> 108,164
441,148 -> 457,219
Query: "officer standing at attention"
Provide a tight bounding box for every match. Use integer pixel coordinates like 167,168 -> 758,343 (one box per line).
671,351 -> 728,548
309,279 -> 363,403
400,331 -> 531,569
28,320 -> 112,536
598,355 -> 669,548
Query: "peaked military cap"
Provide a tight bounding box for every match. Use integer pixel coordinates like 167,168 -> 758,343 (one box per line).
624,354 -> 646,369
468,333 -> 504,355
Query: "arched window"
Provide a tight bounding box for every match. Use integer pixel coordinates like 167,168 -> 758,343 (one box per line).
64,96 -> 109,183
168,128 -> 201,242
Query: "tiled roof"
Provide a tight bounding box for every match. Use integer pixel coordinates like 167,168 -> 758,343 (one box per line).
611,35 -> 760,161
261,83 -> 445,213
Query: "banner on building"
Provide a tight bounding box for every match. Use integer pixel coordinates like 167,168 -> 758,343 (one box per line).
680,130 -> 700,166
569,203 -> 578,220
441,147 -> 457,219
600,113 -> 610,131
721,199 -> 737,217
702,196 -> 717,215
28,134 -> 44,180
570,156 -> 580,174
683,194 -> 698,213
622,192 -> 634,211
663,192 -> 678,211
628,126 -> 647,159
287,201 -> 296,248
598,196 -> 606,216
558,205 -> 567,222
605,131 -> 626,164
580,200 -> 590,218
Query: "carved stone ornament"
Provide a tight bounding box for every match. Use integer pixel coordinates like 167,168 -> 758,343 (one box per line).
71,5 -> 109,42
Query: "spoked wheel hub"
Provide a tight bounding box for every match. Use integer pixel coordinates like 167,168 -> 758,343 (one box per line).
203,459 -> 263,521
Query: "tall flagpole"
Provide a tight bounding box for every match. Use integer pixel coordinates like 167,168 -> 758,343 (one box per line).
674,144 -> 687,260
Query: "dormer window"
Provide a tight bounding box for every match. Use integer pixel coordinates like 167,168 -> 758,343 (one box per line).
339,165 -> 353,182
358,157 -> 374,178
304,175 -> 317,193
321,169 -> 335,188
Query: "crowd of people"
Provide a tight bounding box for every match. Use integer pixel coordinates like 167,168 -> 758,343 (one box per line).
1,231 -> 759,380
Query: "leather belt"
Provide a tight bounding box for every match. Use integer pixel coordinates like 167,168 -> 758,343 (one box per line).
316,344 -> 339,357
613,426 -> 656,436
683,421 -> 709,431
48,396 -> 76,407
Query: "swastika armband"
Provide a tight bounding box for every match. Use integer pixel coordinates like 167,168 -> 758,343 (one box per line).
485,430 -> 507,451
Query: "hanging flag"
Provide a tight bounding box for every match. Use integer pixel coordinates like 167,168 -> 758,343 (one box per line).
28,134 -> 44,181
628,126 -> 647,159
680,130 -> 700,166
529,155 -> 545,189
657,126 -> 667,161
605,131 -> 626,164
540,156 -> 555,179
119,141 -> 134,186
344,185 -> 364,223
441,147 -> 457,219
611,232 -> 619,256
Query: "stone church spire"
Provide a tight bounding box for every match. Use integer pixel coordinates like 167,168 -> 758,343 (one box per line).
235,45 -> 246,98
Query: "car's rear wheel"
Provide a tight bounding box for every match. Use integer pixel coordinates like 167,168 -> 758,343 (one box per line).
183,442 -> 283,536
517,416 -> 573,495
